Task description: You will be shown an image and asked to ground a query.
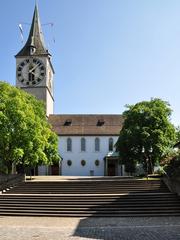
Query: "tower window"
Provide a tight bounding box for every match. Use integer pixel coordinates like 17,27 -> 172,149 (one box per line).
95,138 -> 100,151
109,138 -> 114,151
81,138 -> 86,151
67,138 -> 72,151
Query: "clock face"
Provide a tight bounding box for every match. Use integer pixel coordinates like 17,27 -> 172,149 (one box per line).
17,58 -> 46,86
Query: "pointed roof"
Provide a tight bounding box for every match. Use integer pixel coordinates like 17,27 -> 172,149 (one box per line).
16,4 -> 50,57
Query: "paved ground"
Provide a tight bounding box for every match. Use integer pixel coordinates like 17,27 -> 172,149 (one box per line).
0,216 -> 180,240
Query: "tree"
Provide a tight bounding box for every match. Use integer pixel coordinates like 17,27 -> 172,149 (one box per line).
0,82 -> 60,174
175,126 -> 180,142
116,98 -> 176,174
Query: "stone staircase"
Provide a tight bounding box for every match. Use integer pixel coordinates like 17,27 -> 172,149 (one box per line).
0,178 -> 180,217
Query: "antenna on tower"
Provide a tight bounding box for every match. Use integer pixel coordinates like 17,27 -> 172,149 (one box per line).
42,22 -> 56,44
18,24 -> 24,43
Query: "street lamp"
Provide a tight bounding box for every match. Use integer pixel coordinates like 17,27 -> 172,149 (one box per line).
149,146 -> 153,174
142,146 -> 153,179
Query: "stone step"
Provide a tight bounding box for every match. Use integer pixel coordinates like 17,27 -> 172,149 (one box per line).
1,204 -> 180,209
13,185 -> 166,189
1,179 -> 179,217
7,191 -> 169,194
1,212 -> 180,217
1,192 -> 176,198
0,209 -> 180,216
1,199 -> 178,204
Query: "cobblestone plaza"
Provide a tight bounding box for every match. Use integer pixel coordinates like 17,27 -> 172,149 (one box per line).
0,216 -> 180,240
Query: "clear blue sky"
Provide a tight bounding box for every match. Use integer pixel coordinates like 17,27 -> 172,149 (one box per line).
1,0 -> 180,126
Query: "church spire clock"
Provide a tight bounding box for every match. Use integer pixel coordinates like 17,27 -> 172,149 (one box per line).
15,4 -> 54,117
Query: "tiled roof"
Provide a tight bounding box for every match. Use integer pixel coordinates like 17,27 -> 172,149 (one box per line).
48,114 -> 124,136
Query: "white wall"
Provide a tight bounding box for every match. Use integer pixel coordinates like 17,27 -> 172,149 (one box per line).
59,136 -> 118,176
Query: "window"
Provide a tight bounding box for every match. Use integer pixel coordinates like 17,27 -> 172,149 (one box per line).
109,138 -> 114,151
67,160 -> 72,166
81,138 -> 86,151
67,138 -> 72,151
81,160 -> 86,166
95,159 -> 100,166
95,138 -> 100,151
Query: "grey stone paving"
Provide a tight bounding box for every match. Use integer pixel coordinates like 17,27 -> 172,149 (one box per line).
0,217 -> 180,240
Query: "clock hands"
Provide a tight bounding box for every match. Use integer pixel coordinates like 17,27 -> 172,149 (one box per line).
30,71 -> 40,77
29,62 -> 41,73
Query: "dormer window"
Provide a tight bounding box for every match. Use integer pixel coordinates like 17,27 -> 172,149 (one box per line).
64,119 -> 72,126
97,119 -> 105,126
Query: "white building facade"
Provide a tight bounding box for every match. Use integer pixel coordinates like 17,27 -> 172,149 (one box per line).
60,136 -> 118,176
48,114 -> 125,176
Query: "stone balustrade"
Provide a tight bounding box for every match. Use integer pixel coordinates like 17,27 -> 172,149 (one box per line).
0,174 -> 25,192
163,176 -> 180,196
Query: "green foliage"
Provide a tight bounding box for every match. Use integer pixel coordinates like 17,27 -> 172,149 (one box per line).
175,126 -> 180,142
116,98 -> 176,174
0,81 -> 60,173
163,151 -> 180,178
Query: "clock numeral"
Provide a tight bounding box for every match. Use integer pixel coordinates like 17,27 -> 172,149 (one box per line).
18,67 -> 22,72
37,78 -> 42,82
20,62 -> 25,67
18,73 -> 21,77
26,82 -> 29,85
21,79 -> 24,83
26,59 -> 29,63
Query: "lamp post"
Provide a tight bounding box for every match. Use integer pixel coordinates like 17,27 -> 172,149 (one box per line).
149,146 -> 153,174
142,146 -> 153,179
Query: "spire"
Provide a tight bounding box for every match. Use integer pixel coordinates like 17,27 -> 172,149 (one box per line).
16,4 -> 50,57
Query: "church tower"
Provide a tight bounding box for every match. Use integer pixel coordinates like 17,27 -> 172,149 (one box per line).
15,4 -> 54,116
